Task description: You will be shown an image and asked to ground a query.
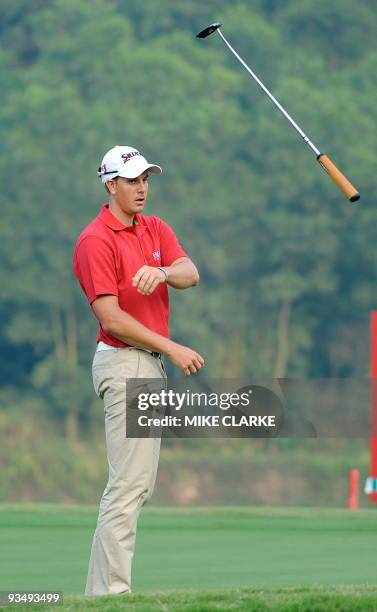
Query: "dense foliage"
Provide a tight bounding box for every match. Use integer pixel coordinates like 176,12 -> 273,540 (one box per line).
0,0 -> 376,440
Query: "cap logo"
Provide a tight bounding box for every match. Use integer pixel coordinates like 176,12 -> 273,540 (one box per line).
121,151 -> 141,164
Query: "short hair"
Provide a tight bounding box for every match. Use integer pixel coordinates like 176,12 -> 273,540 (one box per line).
104,177 -> 118,194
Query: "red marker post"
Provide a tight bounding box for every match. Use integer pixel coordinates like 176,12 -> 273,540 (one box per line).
348,469 -> 359,510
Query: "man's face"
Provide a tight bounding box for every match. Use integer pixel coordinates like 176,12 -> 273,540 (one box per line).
107,171 -> 149,215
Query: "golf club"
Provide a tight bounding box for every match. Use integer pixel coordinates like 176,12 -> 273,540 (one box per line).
197,22 -> 360,202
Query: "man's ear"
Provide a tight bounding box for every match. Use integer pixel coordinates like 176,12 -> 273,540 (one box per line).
106,179 -> 117,195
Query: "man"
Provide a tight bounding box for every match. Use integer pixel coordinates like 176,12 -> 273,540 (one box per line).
73,145 -> 204,596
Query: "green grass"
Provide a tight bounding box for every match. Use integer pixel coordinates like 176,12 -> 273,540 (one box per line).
2,586 -> 377,612
0,505 -> 377,610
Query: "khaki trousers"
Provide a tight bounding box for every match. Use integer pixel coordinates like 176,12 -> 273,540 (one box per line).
85,348 -> 166,597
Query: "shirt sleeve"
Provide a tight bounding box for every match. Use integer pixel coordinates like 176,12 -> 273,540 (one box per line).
158,219 -> 188,267
73,236 -> 118,305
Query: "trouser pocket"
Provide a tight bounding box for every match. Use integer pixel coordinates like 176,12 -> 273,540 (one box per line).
92,349 -> 140,400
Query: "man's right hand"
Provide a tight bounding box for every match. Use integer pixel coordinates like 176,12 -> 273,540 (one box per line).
165,342 -> 205,376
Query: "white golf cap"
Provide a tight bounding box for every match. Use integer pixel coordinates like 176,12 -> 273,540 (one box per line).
98,145 -> 162,183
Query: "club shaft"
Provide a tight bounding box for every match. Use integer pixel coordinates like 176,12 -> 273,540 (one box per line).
217,29 -> 321,157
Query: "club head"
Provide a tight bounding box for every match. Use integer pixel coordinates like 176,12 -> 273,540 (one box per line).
196,22 -> 222,39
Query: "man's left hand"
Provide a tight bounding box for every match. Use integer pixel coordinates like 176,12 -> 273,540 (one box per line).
132,265 -> 167,295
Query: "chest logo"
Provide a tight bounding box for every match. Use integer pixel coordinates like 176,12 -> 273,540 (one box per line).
152,251 -> 161,261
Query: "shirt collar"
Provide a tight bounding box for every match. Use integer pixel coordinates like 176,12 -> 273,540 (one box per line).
99,204 -> 142,232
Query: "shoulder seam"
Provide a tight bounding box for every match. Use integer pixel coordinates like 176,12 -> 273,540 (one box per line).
77,233 -> 114,245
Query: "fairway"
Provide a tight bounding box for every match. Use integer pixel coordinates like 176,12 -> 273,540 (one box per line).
1,504 -> 377,599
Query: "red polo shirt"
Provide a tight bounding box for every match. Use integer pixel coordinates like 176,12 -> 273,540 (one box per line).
73,204 -> 188,347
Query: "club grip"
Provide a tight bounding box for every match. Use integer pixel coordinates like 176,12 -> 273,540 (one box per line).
317,154 -> 360,202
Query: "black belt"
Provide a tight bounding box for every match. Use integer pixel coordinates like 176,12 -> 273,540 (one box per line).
137,348 -> 162,360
